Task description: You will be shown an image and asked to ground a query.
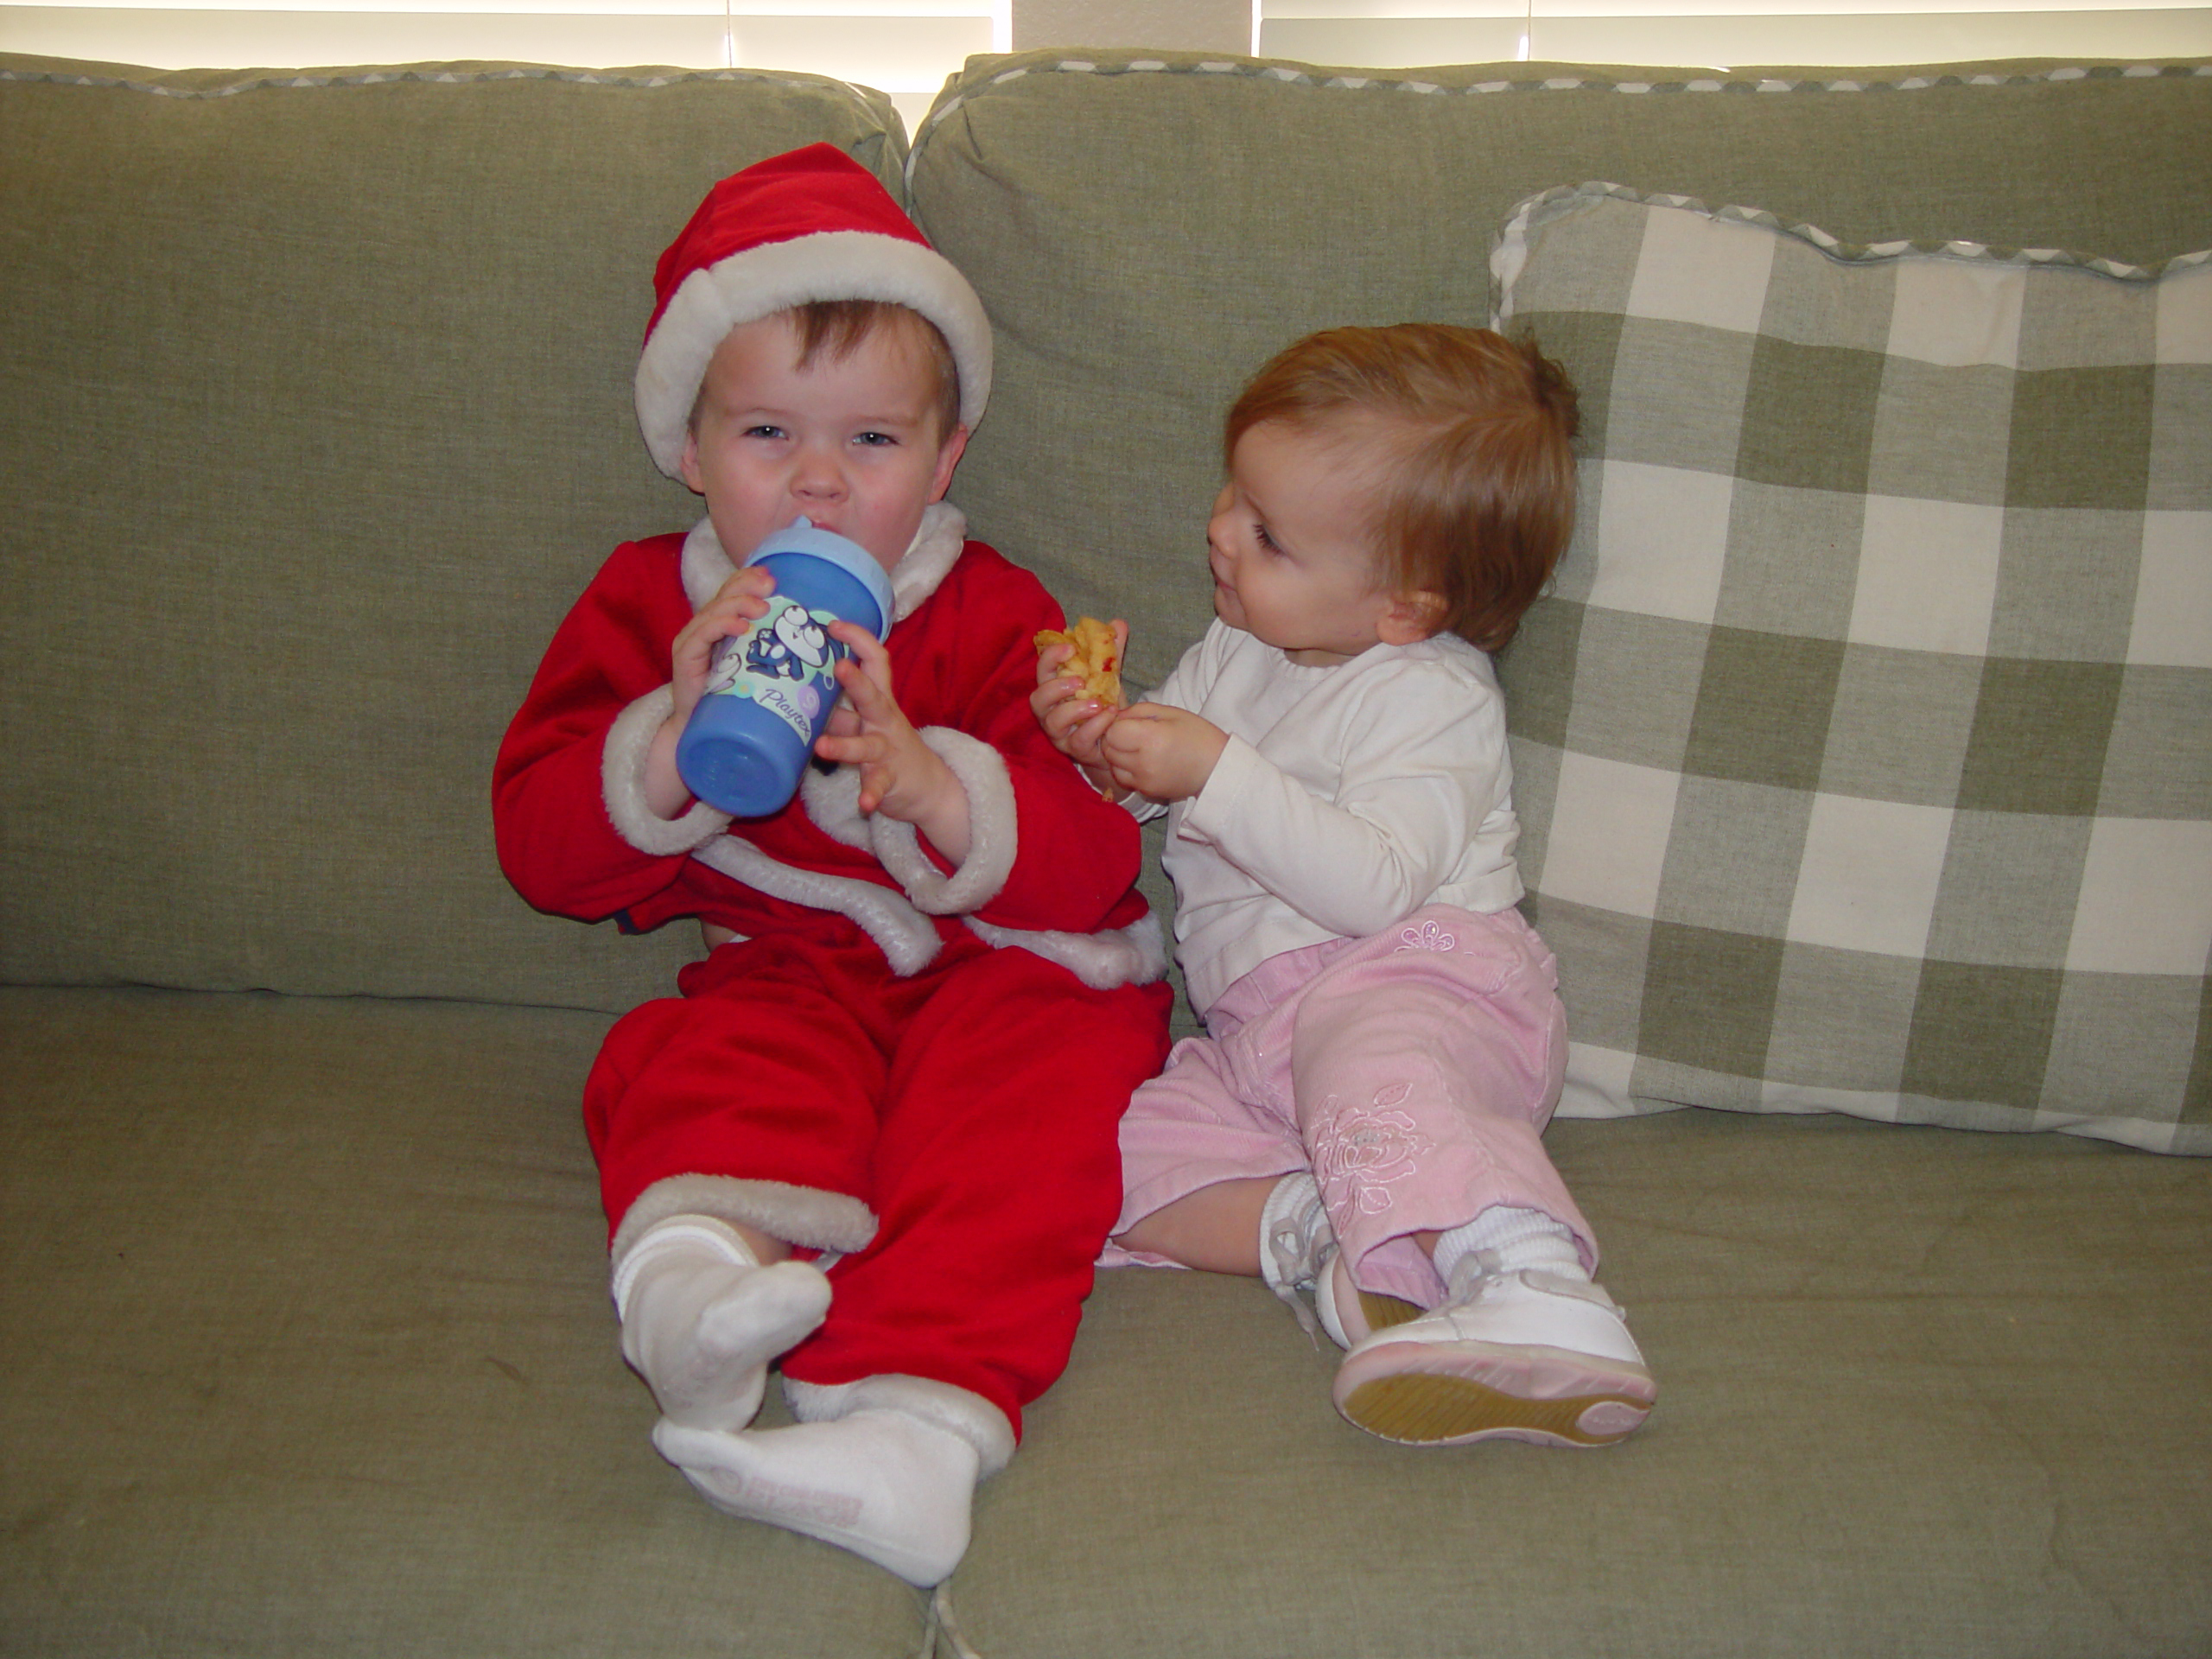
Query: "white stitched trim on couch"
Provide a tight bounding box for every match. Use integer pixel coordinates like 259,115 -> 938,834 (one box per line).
0,62 -> 875,101
912,54 -> 2212,162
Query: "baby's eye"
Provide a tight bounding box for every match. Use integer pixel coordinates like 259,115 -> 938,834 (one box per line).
744,423 -> 786,442
1254,524 -> 1285,556
854,430 -> 898,448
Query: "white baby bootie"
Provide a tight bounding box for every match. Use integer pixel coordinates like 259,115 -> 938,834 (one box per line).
612,1214 -> 833,1432
655,1374 -> 1015,1586
1331,1207 -> 1655,1448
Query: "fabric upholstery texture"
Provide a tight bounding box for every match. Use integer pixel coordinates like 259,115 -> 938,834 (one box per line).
904,55 -> 2212,1031
908,54 -> 2212,699
5,44 -> 2210,1659
0,57 -> 903,1011
4,987 -> 2207,1657
1492,184 -> 2210,1152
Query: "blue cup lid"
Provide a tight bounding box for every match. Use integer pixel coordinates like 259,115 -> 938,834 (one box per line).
742,518 -> 898,632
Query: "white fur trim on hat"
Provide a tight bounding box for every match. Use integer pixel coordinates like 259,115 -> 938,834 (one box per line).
638,231 -> 992,479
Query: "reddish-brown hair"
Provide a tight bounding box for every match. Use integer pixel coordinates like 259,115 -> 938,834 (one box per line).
791,299 -> 963,438
1225,324 -> 1579,652
690,299 -> 963,438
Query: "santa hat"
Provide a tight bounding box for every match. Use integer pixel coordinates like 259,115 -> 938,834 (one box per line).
634,143 -> 993,479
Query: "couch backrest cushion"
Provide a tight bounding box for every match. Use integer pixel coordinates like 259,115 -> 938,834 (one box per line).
907,52 -> 2211,1056
1495,184 -> 2209,1153
0,55 -> 903,1008
907,54 -> 2212,701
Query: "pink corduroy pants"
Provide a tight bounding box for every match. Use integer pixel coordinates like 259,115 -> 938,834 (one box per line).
1104,903 -> 1588,1308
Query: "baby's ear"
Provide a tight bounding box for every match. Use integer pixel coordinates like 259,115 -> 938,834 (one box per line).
677,426 -> 707,497
1377,590 -> 1446,645
929,423 -> 969,502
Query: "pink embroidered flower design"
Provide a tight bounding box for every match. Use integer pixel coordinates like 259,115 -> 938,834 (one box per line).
1395,919 -> 1458,954
1312,1084 -> 1436,1224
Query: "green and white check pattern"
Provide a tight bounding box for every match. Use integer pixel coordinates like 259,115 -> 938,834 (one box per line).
1493,183 -> 2211,1153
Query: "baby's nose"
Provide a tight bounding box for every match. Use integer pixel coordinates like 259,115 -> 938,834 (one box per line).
792,447 -> 846,496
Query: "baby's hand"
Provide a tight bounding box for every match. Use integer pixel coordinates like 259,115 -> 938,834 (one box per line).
647,565 -> 778,819
1101,703 -> 1228,804
671,566 -> 777,726
815,620 -> 972,863
1031,618 -> 1128,796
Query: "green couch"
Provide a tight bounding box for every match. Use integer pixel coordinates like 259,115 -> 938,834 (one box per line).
4,46 -> 2208,1657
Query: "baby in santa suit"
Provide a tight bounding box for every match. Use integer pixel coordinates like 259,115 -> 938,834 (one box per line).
493,143 -> 1173,1586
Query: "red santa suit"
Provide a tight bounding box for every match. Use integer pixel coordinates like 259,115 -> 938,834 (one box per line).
494,502 -> 1173,1439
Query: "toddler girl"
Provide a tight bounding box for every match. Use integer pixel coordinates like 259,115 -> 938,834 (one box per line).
1035,324 -> 1655,1447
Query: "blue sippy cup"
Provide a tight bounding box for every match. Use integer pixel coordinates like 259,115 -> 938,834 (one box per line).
675,518 -> 897,817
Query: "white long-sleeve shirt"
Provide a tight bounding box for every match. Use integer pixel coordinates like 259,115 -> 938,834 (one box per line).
1134,620 -> 1524,1013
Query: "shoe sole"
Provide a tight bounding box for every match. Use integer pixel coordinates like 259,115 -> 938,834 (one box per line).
1333,1341 -> 1655,1448
1359,1289 -> 1422,1332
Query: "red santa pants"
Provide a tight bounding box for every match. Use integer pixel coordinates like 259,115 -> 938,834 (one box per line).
583,922 -> 1173,1435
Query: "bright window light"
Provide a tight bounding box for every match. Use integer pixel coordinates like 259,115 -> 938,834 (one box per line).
2,0 -> 2205,143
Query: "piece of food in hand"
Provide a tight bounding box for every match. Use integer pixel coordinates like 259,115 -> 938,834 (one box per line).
1033,616 -> 1123,707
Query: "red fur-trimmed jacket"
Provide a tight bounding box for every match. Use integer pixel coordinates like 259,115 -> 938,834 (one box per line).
493,503 -> 1166,986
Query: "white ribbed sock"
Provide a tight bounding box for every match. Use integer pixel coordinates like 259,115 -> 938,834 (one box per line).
655,1407 -> 982,1586
1431,1206 -> 1586,1288
613,1216 -> 831,1432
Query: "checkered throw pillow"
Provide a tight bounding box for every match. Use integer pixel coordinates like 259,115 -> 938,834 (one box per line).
1492,182 -> 2211,1154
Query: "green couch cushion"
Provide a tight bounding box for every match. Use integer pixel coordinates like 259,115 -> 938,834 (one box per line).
907,52 -> 2212,698
1493,184 -> 2209,1153
4,986 -> 2208,1656
907,51 -> 2211,1039
0,55 -> 902,1009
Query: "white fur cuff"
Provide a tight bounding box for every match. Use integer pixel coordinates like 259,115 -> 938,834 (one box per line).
784,1374 -> 1016,1479
609,1176 -> 879,1264
603,685 -> 732,856
868,728 -> 1017,917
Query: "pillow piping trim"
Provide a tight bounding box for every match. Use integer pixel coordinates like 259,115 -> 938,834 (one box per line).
1492,179 -> 2212,296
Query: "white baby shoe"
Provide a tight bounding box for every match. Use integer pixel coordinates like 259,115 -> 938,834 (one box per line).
1331,1249 -> 1656,1448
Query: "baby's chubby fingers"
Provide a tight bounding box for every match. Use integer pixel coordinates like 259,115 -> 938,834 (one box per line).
671,565 -> 777,718
1031,674 -> 1113,741
1097,704 -> 1153,761
1060,704 -> 1119,772
810,719 -> 887,771
1030,637 -> 1122,754
1033,638 -> 1076,689
691,566 -> 778,638
824,620 -> 899,721
825,618 -> 893,696
1099,701 -> 1224,804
